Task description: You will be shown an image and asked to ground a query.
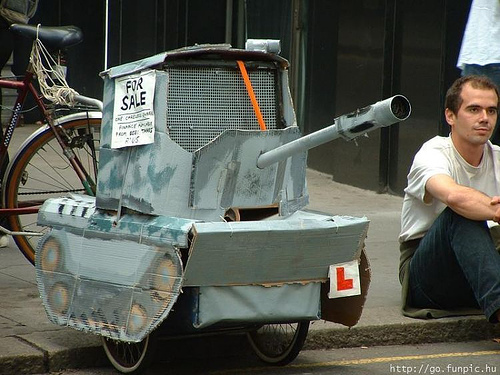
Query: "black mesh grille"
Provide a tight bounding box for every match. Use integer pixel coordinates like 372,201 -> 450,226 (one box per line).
165,66 -> 278,152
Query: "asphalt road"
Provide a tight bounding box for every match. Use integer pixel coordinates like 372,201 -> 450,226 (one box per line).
32,340 -> 500,375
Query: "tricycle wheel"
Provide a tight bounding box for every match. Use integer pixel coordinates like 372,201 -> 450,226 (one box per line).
247,321 -> 309,366
101,334 -> 157,374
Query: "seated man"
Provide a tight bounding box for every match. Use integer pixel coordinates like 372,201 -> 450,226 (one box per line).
399,75 -> 500,322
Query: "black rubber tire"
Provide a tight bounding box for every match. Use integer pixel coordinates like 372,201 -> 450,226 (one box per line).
102,334 -> 157,374
247,321 -> 309,366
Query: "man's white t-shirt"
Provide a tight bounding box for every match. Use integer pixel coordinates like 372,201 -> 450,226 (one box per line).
399,136 -> 500,243
457,0 -> 500,69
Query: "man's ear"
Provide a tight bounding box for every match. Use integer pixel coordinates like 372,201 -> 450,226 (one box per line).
445,108 -> 455,127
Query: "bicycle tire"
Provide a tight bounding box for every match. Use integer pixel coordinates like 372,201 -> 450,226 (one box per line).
3,115 -> 101,264
247,321 -> 309,366
102,334 -> 157,374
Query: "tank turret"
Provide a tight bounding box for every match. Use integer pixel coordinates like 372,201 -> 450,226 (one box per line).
93,44 -> 410,221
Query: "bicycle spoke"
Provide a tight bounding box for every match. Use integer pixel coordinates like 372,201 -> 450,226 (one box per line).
28,142 -> 79,191
18,166 -> 75,192
4,117 -> 101,265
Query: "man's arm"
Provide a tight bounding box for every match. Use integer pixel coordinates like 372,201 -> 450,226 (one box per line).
425,174 -> 500,222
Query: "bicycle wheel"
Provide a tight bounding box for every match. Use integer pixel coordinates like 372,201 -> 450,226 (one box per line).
247,321 -> 309,366
3,115 -> 101,264
102,334 -> 157,374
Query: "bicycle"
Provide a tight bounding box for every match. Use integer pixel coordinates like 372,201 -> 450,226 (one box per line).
0,23 -> 102,265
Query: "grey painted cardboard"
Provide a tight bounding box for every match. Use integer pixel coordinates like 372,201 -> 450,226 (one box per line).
32,44 -> 398,343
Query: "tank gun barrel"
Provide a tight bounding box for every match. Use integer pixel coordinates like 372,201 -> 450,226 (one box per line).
256,95 -> 411,169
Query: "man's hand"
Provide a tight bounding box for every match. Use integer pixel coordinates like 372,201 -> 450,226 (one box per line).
490,196 -> 500,205
491,196 -> 500,222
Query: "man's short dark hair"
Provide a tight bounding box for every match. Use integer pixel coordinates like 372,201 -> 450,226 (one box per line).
445,75 -> 500,114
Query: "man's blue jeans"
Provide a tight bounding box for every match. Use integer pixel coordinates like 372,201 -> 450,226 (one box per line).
409,208 -> 500,322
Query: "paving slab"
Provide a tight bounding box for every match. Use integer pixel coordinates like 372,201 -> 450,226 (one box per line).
19,330 -> 106,371
0,336 -> 45,375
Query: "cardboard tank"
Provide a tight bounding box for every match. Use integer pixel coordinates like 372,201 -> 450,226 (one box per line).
34,41 -> 410,345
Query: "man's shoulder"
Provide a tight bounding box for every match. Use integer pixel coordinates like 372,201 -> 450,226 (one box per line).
487,141 -> 500,153
422,135 -> 449,147
410,136 -> 452,171
417,136 -> 451,154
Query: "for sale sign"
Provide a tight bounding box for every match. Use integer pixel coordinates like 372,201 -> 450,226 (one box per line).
111,69 -> 156,149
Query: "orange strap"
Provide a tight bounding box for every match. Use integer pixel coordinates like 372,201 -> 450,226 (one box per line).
237,60 -> 267,131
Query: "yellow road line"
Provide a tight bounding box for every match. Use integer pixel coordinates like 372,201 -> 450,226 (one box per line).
212,350 -> 500,374
290,350 -> 500,368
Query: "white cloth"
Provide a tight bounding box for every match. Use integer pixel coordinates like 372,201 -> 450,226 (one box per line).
399,135 -> 500,243
457,0 -> 500,69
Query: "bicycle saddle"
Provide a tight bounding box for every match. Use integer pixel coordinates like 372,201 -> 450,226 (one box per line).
9,24 -> 83,50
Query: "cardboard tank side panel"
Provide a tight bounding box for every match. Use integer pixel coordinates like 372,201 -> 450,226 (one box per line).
37,194 -> 96,232
190,128 -> 307,210
95,76 -> 126,210
35,196 -> 197,343
192,283 -> 321,329
117,132 -> 193,216
36,228 -> 184,343
183,211 -> 369,287
86,210 -> 195,248
281,71 -> 296,128
278,192 -> 309,217
99,74 -> 115,149
97,71 -> 195,214
95,147 -> 127,210
37,194 -> 197,249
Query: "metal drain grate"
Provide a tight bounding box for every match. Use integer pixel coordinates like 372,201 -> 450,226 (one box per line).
165,66 -> 278,152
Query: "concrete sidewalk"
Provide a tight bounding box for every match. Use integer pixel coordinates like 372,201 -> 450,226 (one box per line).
0,168 -> 499,374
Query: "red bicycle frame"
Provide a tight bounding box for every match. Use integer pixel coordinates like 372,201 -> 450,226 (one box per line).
0,69 -> 97,220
